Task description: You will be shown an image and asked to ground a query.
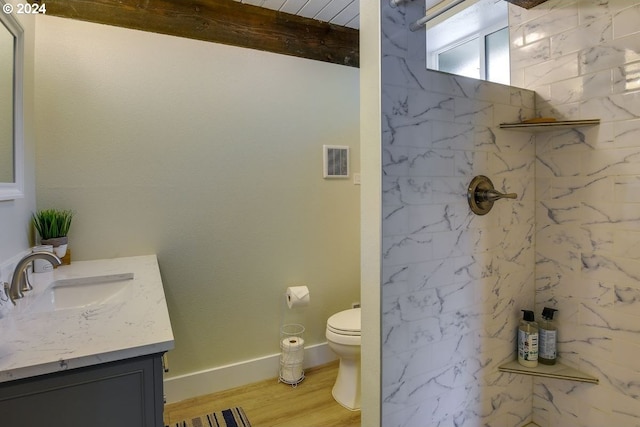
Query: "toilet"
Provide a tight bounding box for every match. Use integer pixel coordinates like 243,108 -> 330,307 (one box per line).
326,307 -> 361,411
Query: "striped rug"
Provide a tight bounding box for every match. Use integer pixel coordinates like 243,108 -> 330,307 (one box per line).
166,407 -> 251,427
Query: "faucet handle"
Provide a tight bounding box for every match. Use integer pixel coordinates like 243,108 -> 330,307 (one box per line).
3,282 -> 16,306
19,265 -> 33,293
479,189 -> 518,202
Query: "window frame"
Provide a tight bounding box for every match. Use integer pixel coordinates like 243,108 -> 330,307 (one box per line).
429,19 -> 508,82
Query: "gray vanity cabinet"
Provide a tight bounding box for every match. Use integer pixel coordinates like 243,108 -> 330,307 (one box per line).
0,353 -> 164,427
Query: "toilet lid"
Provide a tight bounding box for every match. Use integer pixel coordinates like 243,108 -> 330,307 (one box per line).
327,308 -> 361,335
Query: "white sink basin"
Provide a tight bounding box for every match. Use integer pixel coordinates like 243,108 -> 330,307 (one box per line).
27,273 -> 134,312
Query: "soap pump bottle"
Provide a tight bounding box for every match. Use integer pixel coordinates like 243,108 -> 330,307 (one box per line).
518,310 -> 538,367
539,307 -> 558,365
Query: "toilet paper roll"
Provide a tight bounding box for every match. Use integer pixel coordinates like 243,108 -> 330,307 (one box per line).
281,337 -> 304,365
281,350 -> 304,365
281,336 -> 304,351
280,363 -> 304,383
286,286 -> 310,309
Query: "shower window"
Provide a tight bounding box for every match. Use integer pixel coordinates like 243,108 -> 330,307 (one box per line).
437,36 -> 480,79
432,24 -> 509,84
485,27 -> 510,84
426,0 -> 510,85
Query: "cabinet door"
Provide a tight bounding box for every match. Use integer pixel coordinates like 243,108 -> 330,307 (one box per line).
0,354 -> 164,427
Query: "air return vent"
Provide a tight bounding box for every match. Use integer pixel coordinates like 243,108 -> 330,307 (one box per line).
323,145 -> 350,178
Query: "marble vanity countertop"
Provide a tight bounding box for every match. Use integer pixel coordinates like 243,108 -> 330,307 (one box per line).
0,255 -> 174,383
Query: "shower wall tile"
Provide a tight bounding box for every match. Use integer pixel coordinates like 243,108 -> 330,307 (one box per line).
510,39 -> 550,71
549,16 -> 612,57
579,33 -> 640,75
549,70 -> 612,104
611,2 -> 640,38
381,1 -> 536,426
512,1 -> 640,426
525,53 -> 581,88
613,61 -> 640,93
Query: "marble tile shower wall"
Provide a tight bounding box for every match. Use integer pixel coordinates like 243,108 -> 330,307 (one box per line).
510,0 -> 640,426
380,3 -> 537,426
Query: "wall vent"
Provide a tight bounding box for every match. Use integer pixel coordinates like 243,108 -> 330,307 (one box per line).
323,145 -> 349,178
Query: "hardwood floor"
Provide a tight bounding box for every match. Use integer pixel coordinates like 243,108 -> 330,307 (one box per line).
164,361 -> 361,427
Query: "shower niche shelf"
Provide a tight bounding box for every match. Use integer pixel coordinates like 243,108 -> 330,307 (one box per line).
499,119 -> 600,132
499,360 -> 599,384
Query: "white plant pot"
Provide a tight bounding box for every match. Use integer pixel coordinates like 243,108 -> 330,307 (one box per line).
53,244 -> 68,258
41,236 -> 68,258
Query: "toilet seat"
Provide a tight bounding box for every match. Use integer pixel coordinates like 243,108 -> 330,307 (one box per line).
326,328 -> 360,346
327,308 -> 361,336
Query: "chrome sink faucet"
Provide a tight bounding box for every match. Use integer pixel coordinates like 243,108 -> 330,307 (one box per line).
5,251 -> 62,304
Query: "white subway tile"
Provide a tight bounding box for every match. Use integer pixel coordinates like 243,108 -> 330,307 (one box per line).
550,70 -> 612,104
526,53 -> 580,88
382,232 -> 434,266
613,229 -> 640,259
511,39 -> 551,71
614,118 -> 640,147
580,32 -> 640,75
613,176 -> 640,202
550,16 -> 612,58
612,61 -> 640,93
612,2 -> 640,39
522,6 -> 579,45
454,97 -> 494,126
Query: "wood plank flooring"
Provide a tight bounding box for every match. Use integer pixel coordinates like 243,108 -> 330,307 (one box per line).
164,361 -> 361,427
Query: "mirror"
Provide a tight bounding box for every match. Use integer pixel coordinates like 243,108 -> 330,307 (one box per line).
425,0 -> 510,85
0,1 -> 23,200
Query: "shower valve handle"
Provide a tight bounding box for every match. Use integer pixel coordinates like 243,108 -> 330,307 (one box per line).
477,189 -> 517,203
467,175 -> 518,216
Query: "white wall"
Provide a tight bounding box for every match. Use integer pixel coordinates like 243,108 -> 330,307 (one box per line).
511,0 -> 640,425
0,2 -> 35,270
33,15 -> 360,383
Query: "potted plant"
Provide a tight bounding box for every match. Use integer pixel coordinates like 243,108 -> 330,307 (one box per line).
32,209 -> 74,258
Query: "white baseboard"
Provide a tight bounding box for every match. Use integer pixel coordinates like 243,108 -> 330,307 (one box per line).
163,342 -> 337,404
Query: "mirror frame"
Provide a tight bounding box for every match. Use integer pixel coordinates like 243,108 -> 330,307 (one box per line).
0,1 -> 24,201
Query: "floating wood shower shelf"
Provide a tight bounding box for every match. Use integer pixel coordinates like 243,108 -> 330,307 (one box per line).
499,360 -> 599,384
499,119 -> 600,132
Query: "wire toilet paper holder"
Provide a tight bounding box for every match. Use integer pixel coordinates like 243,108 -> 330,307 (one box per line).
279,323 -> 305,386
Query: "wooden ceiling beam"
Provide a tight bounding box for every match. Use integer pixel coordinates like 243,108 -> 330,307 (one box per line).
41,0 -> 359,68
504,0 -> 549,9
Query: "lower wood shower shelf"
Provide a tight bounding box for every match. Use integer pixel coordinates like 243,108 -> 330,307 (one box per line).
498,360 -> 599,384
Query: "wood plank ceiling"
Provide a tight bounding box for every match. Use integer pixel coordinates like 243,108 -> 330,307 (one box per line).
234,0 -> 359,29
41,0 -> 360,67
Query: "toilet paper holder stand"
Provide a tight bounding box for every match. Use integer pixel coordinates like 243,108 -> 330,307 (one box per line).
279,323 -> 305,386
